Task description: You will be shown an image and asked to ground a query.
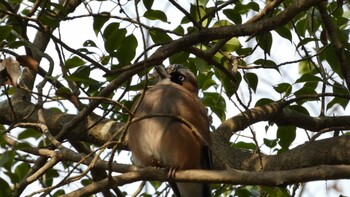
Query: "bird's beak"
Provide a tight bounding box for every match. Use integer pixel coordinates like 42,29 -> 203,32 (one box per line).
148,65 -> 170,81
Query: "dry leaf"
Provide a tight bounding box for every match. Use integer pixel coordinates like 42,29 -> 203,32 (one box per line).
0,61 -> 11,85
0,57 -> 22,87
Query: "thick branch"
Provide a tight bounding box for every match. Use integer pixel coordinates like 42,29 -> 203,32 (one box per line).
211,100 -> 350,170
317,2 -> 350,90
265,136 -> 350,170
0,100 -> 122,145
63,164 -> 350,197
215,102 -> 284,141
272,109 -> 350,131
215,101 -> 350,139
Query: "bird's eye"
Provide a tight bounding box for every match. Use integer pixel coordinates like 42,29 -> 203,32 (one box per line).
178,75 -> 185,81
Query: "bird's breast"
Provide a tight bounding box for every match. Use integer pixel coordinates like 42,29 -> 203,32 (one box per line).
128,82 -> 209,169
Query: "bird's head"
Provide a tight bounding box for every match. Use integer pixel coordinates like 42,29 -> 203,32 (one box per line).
166,64 -> 199,95
151,64 -> 199,94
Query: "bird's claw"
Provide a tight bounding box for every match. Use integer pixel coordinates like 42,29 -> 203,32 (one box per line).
167,166 -> 178,179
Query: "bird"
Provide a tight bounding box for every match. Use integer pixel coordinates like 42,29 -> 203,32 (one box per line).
127,64 -> 212,197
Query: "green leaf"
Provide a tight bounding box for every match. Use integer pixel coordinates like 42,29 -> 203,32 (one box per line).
213,20 -> 233,27
115,34 -> 138,65
197,72 -> 214,90
288,105 -> 310,115
65,67 -> 100,85
262,186 -> 291,197
234,2 -> 259,14
143,0 -> 154,10
223,9 -> 242,24
50,3 -> 67,15
244,72 -> 258,93
190,4 -> 207,25
203,92 -> 226,121
322,46 -> 342,77
0,132 -> 6,147
0,150 -> 15,170
274,26 -> 292,42
232,141 -> 257,150
296,38 -> 319,49
65,56 -> 86,69
93,13 -> 110,35
255,98 -> 274,107
296,73 -> 322,83
202,78 -> 217,90
0,25 -> 12,42
18,128 -> 41,140
83,40 -> 97,47
273,83 -> 292,96
15,142 -> 32,150
195,58 -> 210,74
15,162 -> 30,180
7,41 -> 27,49
149,29 -> 172,43
181,15 -> 190,24
327,85 -> 350,110
327,97 -> 349,111
277,125 -> 296,151
44,168 -> 59,186
55,87 -> 73,97
257,32 -> 272,55
236,47 -> 253,56
294,85 -> 319,104
87,82 -> 104,96
0,178 -> 11,197
144,10 -> 167,22
169,52 -> 190,64
100,55 -> 110,65
221,37 -> 241,52
247,1 -> 260,11
299,60 -> 317,75
222,71 -> 239,98
264,138 -> 278,148
295,17 -> 308,37
198,0 -> 209,6
53,189 -> 65,196
294,89 -> 318,105
66,75 -> 100,85
103,23 -> 127,54
253,59 -> 277,68
77,48 -> 94,55
81,178 -> 92,186
39,13 -> 60,28
48,107 -> 63,113
173,25 -> 185,35
213,51 -> 224,64
234,187 -> 252,197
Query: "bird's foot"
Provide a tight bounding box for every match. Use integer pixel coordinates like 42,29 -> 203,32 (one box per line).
167,166 -> 179,179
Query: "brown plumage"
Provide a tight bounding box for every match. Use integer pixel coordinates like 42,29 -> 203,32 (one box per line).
128,65 -> 211,197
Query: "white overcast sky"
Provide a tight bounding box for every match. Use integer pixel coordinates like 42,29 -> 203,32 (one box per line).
11,0 -> 350,196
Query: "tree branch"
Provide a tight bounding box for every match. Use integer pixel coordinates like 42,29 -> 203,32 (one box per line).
62,164 -> 350,197
317,2 -> 350,90
106,0 -> 324,77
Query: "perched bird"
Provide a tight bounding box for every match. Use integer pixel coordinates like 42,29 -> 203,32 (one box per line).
128,65 -> 212,197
